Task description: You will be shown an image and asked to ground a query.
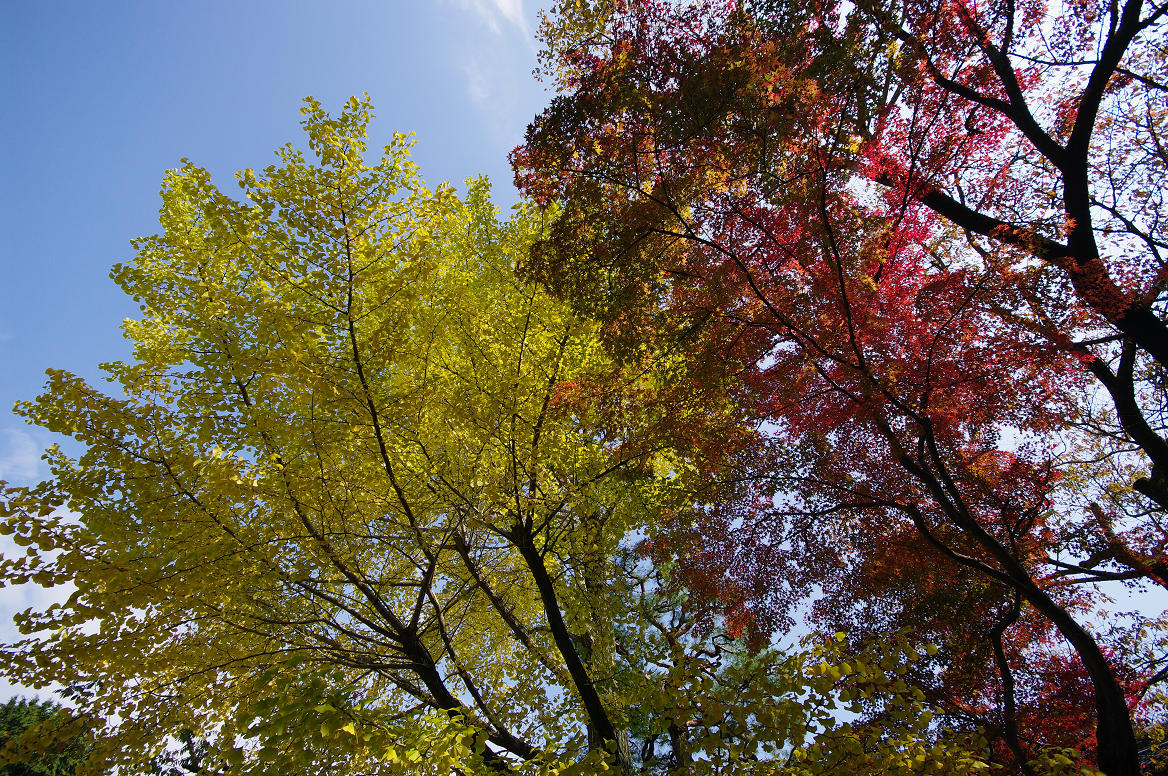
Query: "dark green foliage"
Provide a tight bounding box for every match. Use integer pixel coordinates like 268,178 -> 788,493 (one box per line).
0,697 -> 88,776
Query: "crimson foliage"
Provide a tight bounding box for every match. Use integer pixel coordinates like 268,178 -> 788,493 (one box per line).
515,1 -> 1168,774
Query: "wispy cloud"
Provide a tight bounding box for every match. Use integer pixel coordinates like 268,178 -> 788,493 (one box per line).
489,0 -> 530,35
0,430 -> 40,483
462,60 -> 492,105
452,0 -> 531,38
443,0 -> 543,151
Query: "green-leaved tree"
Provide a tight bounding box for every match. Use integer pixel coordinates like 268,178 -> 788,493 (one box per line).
0,697 -> 89,776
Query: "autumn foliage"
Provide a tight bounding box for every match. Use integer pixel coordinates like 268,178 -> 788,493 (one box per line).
0,98 -> 1016,776
0,0 -> 1164,772
515,0 -> 1168,774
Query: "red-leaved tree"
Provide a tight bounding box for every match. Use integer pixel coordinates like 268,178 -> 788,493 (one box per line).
514,1 -> 1168,774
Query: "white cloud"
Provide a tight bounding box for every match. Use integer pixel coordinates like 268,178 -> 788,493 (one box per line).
0,568 -> 74,628
0,510 -> 77,702
489,0 -> 529,35
0,573 -> 76,700
463,60 -> 491,104
443,0 -> 542,146
0,430 -> 41,483
451,0 -> 531,38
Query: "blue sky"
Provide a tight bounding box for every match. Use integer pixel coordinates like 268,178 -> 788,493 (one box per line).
1,0 -> 549,477
0,0 -> 550,695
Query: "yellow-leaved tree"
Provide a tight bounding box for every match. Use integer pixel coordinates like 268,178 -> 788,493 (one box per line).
0,98 -> 1001,776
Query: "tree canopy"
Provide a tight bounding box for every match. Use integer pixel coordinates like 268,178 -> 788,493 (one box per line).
0,97 -> 1007,776
2,0 -> 1165,771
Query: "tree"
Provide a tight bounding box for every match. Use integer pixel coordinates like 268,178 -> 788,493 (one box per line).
514,2 -> 1167,774
0,97 -> 995,776
0,697 -> 89,776
848,0 -> 1168,516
